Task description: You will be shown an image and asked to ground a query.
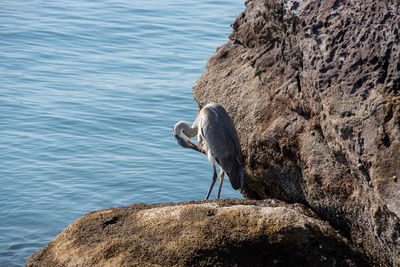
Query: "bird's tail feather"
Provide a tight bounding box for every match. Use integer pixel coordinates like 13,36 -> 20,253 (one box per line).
228,166 -> 243,190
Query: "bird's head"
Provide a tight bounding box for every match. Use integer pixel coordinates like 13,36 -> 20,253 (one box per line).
173,121 -> 201,152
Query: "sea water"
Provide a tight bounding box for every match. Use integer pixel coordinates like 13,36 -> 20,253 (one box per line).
0,0 -> 244,265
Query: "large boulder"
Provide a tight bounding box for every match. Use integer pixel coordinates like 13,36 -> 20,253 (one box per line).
26,199 -> 366,266
193,0 -> 400,265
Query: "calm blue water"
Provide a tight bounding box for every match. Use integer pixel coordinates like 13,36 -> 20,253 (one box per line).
0,1 -> 244,265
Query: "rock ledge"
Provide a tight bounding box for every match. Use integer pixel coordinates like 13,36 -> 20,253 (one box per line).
26,199 -> 366,266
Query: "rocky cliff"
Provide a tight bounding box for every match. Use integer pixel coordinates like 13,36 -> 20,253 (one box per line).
193,0 -> 400,265
26,199 -> 367,266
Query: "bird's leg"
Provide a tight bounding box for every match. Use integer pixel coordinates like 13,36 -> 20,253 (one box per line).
217,170 -> 224,199
206,164 -> 217,200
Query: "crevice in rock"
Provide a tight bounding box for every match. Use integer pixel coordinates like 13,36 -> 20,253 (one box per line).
103,216 -> 119,227
296,74 -> 301,93
381,131 -> 391,148
377,44 -> 393,84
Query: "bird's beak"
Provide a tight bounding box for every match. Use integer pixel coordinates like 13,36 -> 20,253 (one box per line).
187,140 -> 206,154
174,133 -> 205,154
187,140 -> 200,151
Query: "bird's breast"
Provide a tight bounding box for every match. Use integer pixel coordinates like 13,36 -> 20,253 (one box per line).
207,150 -> 217,165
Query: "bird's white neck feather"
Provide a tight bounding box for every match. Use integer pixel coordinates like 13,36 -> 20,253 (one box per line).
175,121 -> 198,138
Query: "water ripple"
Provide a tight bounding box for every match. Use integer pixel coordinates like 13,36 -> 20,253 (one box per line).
0,0 -> 244,265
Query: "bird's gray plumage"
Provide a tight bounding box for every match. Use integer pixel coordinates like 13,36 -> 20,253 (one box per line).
197,103 -> 243,190
173,102 -> 243,199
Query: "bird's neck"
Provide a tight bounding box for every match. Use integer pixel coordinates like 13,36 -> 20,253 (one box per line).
186,123 -> 198,138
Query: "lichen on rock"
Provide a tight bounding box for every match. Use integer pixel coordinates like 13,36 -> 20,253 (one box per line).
26,199 -> 367,266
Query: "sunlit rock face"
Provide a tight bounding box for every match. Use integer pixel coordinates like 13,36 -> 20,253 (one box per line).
193,0 -> 400,265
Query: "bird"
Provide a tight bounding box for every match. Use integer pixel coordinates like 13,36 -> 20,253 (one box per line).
173,102 -> 243,199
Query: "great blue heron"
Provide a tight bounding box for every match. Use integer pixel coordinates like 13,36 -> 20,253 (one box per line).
173,102 -> 243,199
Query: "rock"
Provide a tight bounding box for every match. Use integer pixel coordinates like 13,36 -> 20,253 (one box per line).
25,199 -> 366,266
193,0 -> 400,265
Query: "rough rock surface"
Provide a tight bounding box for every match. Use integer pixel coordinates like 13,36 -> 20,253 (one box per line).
26,199 -> 367,266
193,0 -> 400,265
